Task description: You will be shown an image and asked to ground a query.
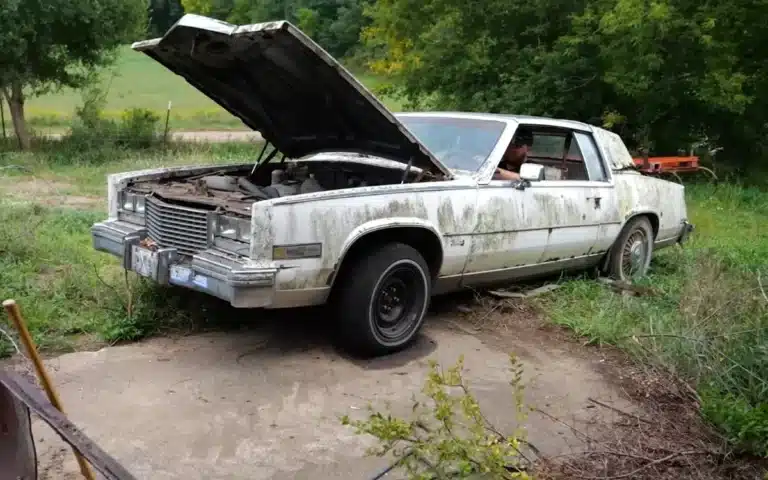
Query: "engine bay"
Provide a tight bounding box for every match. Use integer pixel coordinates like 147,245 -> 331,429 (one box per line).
125,157 -> 422,216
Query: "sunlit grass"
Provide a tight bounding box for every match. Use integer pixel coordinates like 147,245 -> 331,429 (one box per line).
0,46 -> 403,134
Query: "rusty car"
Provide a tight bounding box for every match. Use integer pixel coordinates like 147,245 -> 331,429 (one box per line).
90,14 -> 694,357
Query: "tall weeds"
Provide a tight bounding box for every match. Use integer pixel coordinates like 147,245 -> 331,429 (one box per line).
542,182 -> 768,456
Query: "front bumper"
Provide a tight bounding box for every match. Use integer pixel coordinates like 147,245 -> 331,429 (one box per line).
678,220 -> 694,244
91,220 -> 280,308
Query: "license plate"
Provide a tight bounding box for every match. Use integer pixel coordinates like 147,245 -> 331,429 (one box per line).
170,264 -> 192,283
131,246 -> 158,279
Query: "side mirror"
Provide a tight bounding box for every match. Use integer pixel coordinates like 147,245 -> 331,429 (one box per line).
519,163 -> 544,182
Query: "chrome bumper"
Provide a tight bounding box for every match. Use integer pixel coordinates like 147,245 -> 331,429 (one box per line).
91,220 -> 280,308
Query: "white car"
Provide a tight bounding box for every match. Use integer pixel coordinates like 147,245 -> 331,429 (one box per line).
91,14 -> 694,357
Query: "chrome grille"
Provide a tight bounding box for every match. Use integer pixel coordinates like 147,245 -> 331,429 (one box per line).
145,196 -> 209,256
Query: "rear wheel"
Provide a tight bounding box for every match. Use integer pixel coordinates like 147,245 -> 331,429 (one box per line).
333,243 -> 431,357
606,216 -> 654,282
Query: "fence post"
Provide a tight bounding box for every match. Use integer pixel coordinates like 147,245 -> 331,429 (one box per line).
163,100 -> 172,145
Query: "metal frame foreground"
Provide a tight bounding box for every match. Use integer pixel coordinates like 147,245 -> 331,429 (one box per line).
0,368 -> 408,479
0,370 -> 137,480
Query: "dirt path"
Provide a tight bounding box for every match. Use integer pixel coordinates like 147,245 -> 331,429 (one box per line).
13,305 -> 642,480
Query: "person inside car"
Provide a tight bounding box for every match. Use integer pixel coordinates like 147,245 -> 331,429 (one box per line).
494,127 -> 534,181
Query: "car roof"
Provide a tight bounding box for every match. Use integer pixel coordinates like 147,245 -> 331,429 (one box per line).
395,111 -> 595,132
395,111 -> 638,171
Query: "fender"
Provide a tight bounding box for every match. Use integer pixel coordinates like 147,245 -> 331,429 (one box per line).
328,217 -> 444,287
600,209 -> 659,273
619,209 -> 660,238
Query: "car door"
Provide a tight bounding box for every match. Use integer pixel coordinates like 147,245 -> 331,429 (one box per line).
573,129 -> 622,255
531,129 -> 619,264
461,125 -> 617,287
460,182 -> 551,286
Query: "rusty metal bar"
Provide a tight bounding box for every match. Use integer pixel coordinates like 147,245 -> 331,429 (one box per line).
3,299 -> 95,479
0,372 -> 37,480
0,371 -> 138,480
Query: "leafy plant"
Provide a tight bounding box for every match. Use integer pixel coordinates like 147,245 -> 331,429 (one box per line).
341,354 -> 533,479
117,108 -> 160,148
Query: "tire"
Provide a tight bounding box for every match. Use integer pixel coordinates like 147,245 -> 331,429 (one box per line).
605,216 -> 655,282
333,242 -> 431,357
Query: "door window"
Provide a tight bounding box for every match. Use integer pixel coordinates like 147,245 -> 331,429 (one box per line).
573,132 -> 608,182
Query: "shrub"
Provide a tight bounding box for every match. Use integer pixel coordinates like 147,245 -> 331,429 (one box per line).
56,83 -> 161,163
341,355 -> 533,479
117,108 -> 160,149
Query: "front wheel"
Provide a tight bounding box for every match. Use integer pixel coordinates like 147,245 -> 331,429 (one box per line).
334,243 -> 431,357
605,216 -> 654,282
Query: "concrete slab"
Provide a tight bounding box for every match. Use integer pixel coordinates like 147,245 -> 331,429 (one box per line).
26,314 -> 635,479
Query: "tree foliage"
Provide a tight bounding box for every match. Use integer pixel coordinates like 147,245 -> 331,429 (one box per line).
181,0 -> 369,59
0,0 -> 146,149
362,0 -> 768,172
147,0 -> 185,37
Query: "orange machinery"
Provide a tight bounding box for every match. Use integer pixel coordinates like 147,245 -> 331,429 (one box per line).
632,155 -> 702,174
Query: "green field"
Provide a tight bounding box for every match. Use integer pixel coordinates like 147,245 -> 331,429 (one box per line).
0,46 -> 402,133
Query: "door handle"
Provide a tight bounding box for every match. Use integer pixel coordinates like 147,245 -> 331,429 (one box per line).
587,196 -> 602,208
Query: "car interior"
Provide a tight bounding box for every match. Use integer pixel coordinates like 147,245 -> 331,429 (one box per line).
512,126 -> 591,181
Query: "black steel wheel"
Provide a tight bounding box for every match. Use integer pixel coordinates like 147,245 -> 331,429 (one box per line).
334,243 -> 431,357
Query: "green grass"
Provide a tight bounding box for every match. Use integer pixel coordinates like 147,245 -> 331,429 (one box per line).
538,182 -> 768,457
1,138 -> 261,197
0,46 -> 403,134
0,143 -> 261,357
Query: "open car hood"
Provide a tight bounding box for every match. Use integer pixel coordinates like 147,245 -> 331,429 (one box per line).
132,14 -> 453,179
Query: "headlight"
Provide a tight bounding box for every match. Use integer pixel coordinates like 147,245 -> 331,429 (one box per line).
135,196 -> 146,213
214,215 -> 251,242
120,191 -> 146,213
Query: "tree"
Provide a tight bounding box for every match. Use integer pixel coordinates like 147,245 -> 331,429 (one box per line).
148,0 -> 185,37
0,0 -> 146,149
362,0 -> 768,171
180,0 -> 236,21
183,0 -> 370,59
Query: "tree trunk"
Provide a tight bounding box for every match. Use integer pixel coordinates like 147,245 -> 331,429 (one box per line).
0,93 -> 7,140
4,82 -> 30,150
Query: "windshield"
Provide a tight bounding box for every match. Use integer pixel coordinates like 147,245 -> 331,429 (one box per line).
398,116 -> 507,172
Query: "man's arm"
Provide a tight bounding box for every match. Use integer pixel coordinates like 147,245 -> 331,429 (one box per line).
494,167 -> 520,181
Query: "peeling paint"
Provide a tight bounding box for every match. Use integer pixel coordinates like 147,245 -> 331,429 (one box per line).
592,128 -> 637,170
95,114 -> 689,307
613,171 -> 687,241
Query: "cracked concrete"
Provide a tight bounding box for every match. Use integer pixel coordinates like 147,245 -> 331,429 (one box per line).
25,313 -> 636,479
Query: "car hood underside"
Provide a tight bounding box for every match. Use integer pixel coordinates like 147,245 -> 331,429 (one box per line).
132,14 -> 453,179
